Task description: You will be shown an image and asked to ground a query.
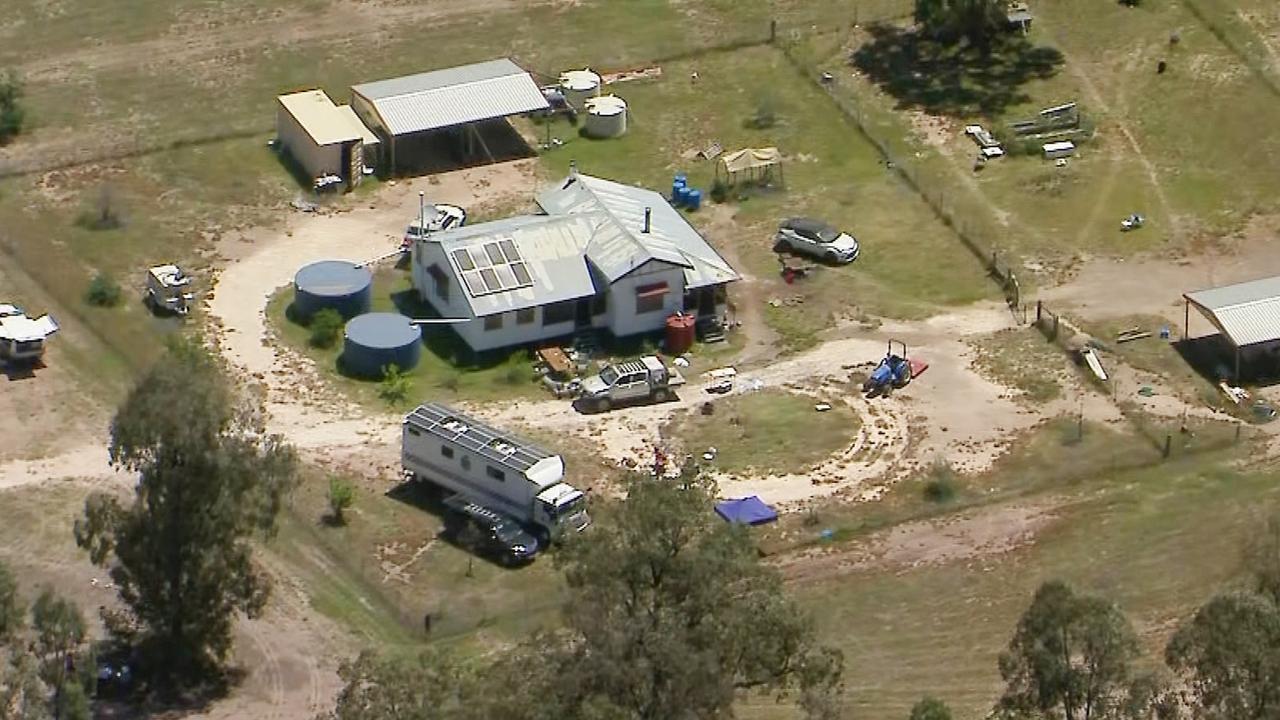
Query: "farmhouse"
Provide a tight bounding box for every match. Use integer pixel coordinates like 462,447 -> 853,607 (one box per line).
411,172 -> 738,353
275,89 -> 380,191
351,58 -> 550,175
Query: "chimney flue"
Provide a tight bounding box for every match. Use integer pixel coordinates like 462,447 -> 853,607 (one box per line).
643,207 -> 652,233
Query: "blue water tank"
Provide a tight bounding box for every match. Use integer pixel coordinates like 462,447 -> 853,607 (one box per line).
686,188 -> 702,211
674,185 -> 691,207
672,177 -> 687,201
341,312 -> 422,378
293,261 -> 372,321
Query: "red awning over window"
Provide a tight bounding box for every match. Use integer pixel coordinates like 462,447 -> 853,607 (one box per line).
636,282 -> 669,299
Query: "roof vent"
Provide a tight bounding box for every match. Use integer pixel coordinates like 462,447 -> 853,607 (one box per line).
643,206 -> 652,234
441,418 -> 469,434
488,439 -> 517,455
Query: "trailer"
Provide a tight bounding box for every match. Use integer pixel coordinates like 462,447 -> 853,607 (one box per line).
0,305 -> 58,364
402,403 -> 590,544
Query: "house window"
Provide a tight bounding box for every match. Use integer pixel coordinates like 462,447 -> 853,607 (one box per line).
486,466 -> 506,482
441,445 -> 454,459
543,300 -> 575,326
427,264 -> 450,302
516,307 -> 535,325
635,282 -> 668,315
484,314 -> 503,331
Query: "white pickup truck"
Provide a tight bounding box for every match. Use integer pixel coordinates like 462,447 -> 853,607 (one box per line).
576,356 -> 685,413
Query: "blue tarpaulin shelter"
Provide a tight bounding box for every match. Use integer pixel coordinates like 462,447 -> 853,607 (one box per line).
715,496 -> 778,525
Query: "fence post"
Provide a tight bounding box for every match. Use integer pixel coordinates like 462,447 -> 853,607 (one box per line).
1163,434 -> 1172,459
770,19 -> 777,43
1036,300 -> 1042,324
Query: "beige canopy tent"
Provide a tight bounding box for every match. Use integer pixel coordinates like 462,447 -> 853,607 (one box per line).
716,147 -> 783,186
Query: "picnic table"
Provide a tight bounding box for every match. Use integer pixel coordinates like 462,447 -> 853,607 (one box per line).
537,346 -> 573,378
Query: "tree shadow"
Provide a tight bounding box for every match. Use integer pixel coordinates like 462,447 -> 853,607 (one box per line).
850,24 -> 1065,117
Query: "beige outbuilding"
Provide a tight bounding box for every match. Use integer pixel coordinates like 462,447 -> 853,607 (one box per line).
276,89 -> 380,191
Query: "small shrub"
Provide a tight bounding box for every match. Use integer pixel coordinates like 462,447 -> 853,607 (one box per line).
378,364 -> 412,404
502,363 -> 525,386
76,185 -> 124,230
84,271 -> 122,307
746,94 -> 779,130
709,179 -> 728,203
909,696 -> 953,720
327,476 -> 355,526
922,460 -> 957,503
0,70 -> 24,143
308,308 -> 344,349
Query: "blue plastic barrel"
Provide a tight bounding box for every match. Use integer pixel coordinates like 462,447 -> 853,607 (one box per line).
674,172 -> 687,186
674,186 -> 690,207
672,179 -> 687,201
686,189 -> 702,211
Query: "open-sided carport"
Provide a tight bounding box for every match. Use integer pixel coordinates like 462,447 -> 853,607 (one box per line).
350,58 -> 550,176
1184,275 -> 1280,382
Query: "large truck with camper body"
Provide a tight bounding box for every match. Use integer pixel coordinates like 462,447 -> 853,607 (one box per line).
402,403 -> 590,548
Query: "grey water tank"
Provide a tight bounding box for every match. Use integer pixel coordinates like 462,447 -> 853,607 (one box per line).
293,260 -> 372,321
341,312 -> 422,378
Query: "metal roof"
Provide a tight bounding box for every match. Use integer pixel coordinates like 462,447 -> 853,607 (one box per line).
431,214 -> 602,318
0,311 -> 58,343
351,58 -> 550,136
537,174 -> 739,289
277,90 -> 373,146
405,402 -> 557,473
1185,275 -> 1280,347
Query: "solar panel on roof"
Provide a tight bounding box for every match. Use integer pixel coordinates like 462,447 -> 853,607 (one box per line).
479,268 -> 501,292
484,243 -> 505,265
452,249 -> 475,271
494,265 -> 517,288
510,262 -> 532,286
472,248 -> 493,269
499,239 -> 521,262
461,271 -> 485,295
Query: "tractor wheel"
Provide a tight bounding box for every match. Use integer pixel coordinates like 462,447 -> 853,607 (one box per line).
595,398 -> 612,413
825,250 -> 839,264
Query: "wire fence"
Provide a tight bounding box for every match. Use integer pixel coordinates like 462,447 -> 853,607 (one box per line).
774,26 -> 1027,314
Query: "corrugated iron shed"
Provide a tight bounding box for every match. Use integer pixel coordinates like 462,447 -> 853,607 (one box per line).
1184,275 -> 1280,348
351,58 -> 549,136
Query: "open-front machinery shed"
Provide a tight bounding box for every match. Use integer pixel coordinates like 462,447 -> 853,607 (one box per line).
1184,275 -> 1280,381
351,58 -> 549,175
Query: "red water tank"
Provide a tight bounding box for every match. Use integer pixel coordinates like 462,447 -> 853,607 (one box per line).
665,312 -> 697,354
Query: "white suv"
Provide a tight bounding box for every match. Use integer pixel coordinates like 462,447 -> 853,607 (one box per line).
773,217 -> 860,264
401,203 -> 467,250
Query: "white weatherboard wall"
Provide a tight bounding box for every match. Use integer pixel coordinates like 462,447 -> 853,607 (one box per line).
606,260 -> 687,337
276,106 -> 343,180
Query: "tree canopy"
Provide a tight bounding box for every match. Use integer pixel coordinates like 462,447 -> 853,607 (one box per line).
326,472 -> 842,720
909,696 -> 953,720
0,563 -> 90,720
75,340 -> 297,686
914,0 -> 1008,47
996,580 -> 1139,720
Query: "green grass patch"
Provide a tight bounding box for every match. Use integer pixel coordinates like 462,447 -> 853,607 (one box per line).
267,268 -> 543,409
666,389 -> 860,475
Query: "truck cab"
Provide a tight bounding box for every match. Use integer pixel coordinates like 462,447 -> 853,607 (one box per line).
534,483 -> 591,538
578,356 -> 684,413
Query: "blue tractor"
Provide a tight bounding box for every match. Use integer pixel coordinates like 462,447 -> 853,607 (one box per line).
862,340 -> 913,396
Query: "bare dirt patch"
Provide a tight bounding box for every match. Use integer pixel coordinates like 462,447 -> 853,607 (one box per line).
779,499 -> 1059,584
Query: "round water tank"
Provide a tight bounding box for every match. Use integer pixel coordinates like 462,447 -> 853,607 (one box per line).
559,68 -> 601,111
341,312 -> 422,379
293,261 -> 372,321
583,95 -> 628,139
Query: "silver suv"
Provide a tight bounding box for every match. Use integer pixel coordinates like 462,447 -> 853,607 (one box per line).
774,217 -> 860,264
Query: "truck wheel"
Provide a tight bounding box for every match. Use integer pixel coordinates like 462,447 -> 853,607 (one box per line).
595,398 -> 611,413
654,388 -> 671,403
